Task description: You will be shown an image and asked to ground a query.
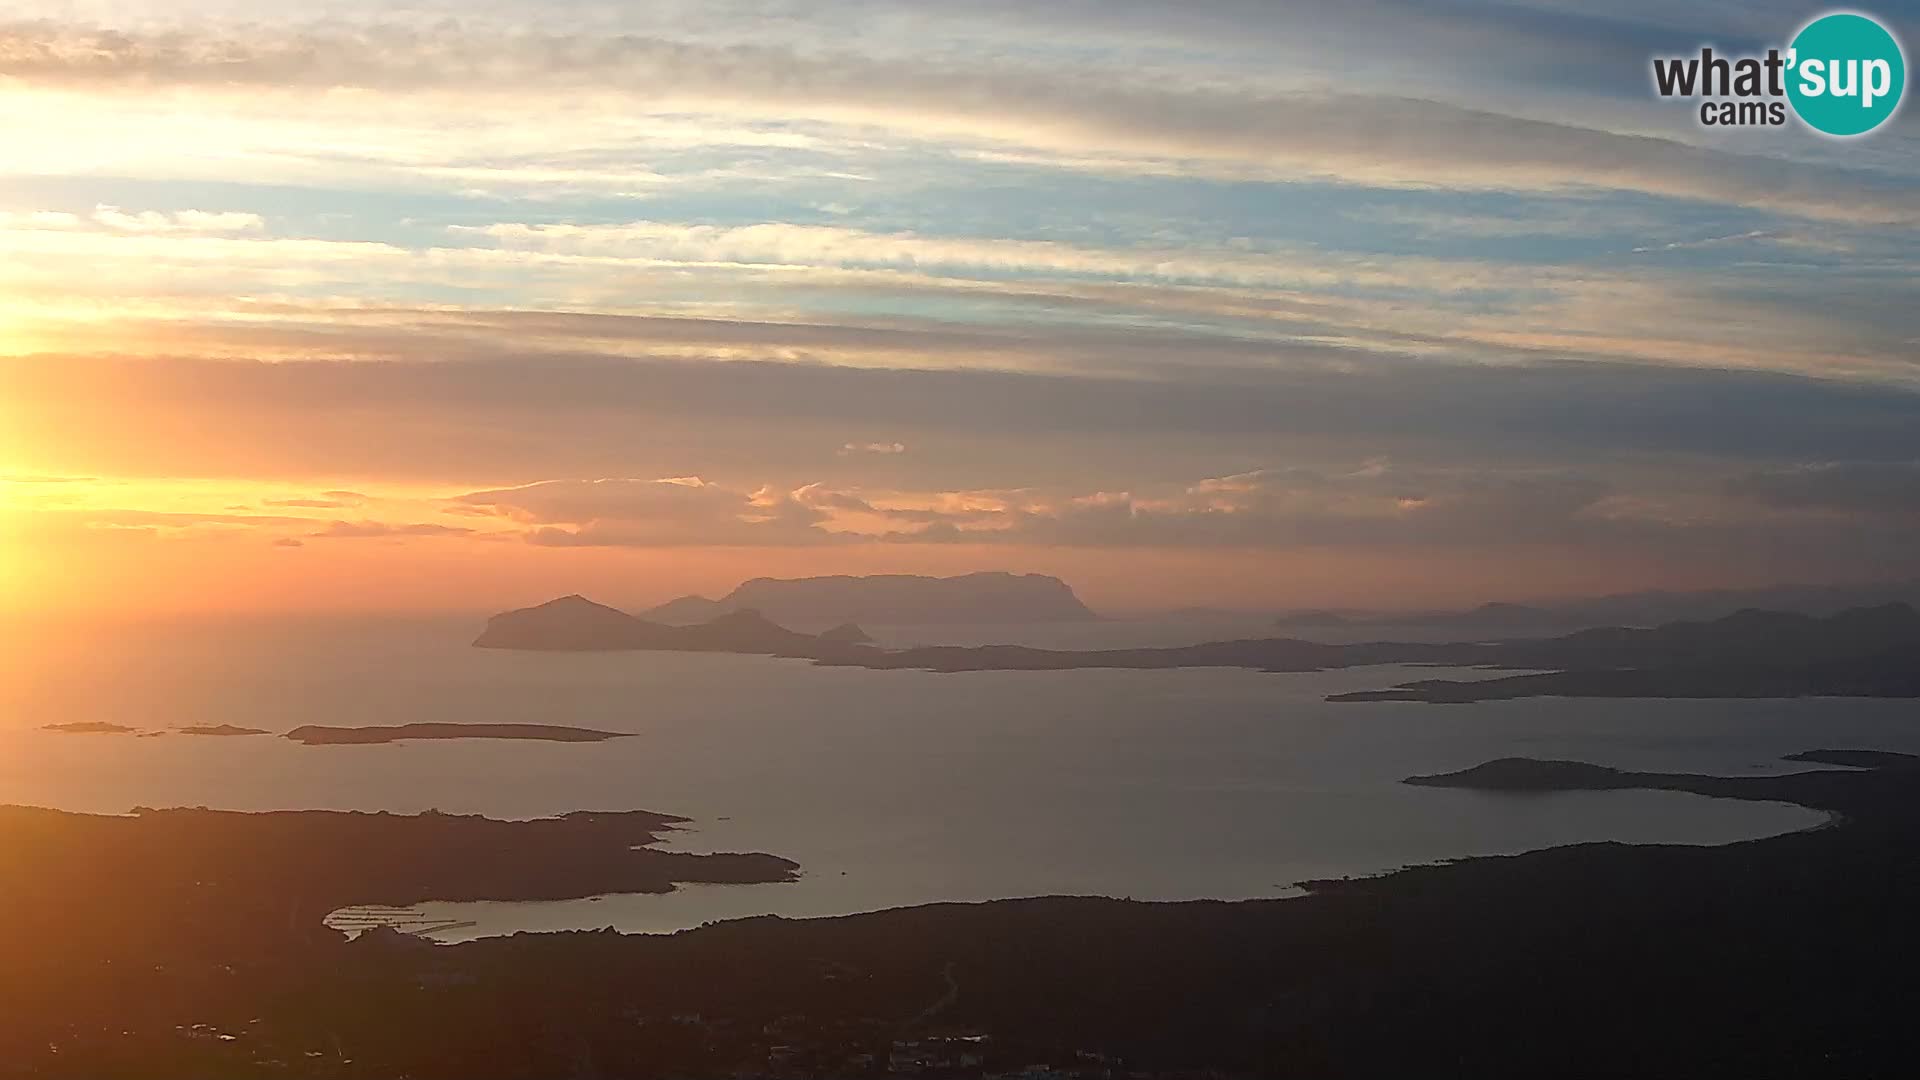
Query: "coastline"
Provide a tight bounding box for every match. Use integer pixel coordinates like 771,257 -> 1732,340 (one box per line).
5,749 -> 1917,1075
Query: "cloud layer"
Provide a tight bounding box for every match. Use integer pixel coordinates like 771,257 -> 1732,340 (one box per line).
5,1 -> 1919,613
5,20 -> 1916,223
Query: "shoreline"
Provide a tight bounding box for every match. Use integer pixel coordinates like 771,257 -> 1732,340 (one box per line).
4,750 -> 1916,1076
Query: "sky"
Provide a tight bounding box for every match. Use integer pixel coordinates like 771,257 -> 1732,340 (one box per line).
3,0 -> 1920,617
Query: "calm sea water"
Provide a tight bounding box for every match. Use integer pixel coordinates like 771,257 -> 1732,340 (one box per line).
4,614 -> 1912,940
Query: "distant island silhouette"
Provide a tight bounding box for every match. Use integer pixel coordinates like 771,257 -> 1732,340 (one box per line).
818,621 -> 876,645
1278,576 -> 1920,633
1329,603 -> 1920,703
641,572 -> 1097,625
1401,750 -> 1919,797
285,722 -> 632,745
478,594 -> 1920,703
42,721 -> 623,743
475,595 -> 826,652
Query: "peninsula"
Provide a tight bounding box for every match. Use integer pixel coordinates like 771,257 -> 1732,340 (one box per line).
477,596 -> 1920,703
3,749 -> 1916,1077
1327,602 -> 1920,703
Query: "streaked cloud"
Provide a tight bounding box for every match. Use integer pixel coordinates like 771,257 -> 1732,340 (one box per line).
456,477 -> 833,547
12,351 -> 1920,487
5,1 -> 1919,613
307,520 -> 477,540
4,21 -> 1916,222
1730,462 -> 1920,516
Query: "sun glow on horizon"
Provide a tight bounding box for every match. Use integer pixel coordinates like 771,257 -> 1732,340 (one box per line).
0,483 -> 32,616
0,0 -> 1914,620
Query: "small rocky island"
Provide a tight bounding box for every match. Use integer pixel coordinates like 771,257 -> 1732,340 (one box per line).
285,722 -> 632,745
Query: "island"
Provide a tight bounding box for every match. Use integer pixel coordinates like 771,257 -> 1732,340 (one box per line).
40,721 -> 268,737
475,593 -> 1456,668
1401,748 -> 1918,797
641,571 -> 1099,625
285,722 -> 632,745
474,595 -> 822,653
818,621 -> 876,645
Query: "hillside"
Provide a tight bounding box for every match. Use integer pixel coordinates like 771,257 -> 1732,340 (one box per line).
641,572 -> 1098,625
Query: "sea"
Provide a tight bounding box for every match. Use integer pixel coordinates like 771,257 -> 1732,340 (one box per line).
4,612 -> 1913,942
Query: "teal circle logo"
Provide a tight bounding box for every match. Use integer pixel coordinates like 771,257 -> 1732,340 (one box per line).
1787,12 -> 1906,136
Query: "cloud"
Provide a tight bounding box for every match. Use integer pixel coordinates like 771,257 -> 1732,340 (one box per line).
264,491 -> 368,509
90,206 -> 264,234
841,441 -> 907,456
454,477 -> 834,546
870,467 -> 1631,549
1631,230 -> 1773,254
13,352 -> 1920,492
837,463 -> 1920,585
8,507 -> 313,546
7,207 -> 1914,382
1729,462 -> 1920,516
0,211 -> 83,230
421,461 -> 1920,591
442,465 -> 1640,553
0,206 -> 265,234
4,21 -> 1915,223
457,220 -> 1516,292
306,520 -> 475,539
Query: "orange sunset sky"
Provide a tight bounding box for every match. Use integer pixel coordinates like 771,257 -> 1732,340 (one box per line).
4,2 -> 1919,619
